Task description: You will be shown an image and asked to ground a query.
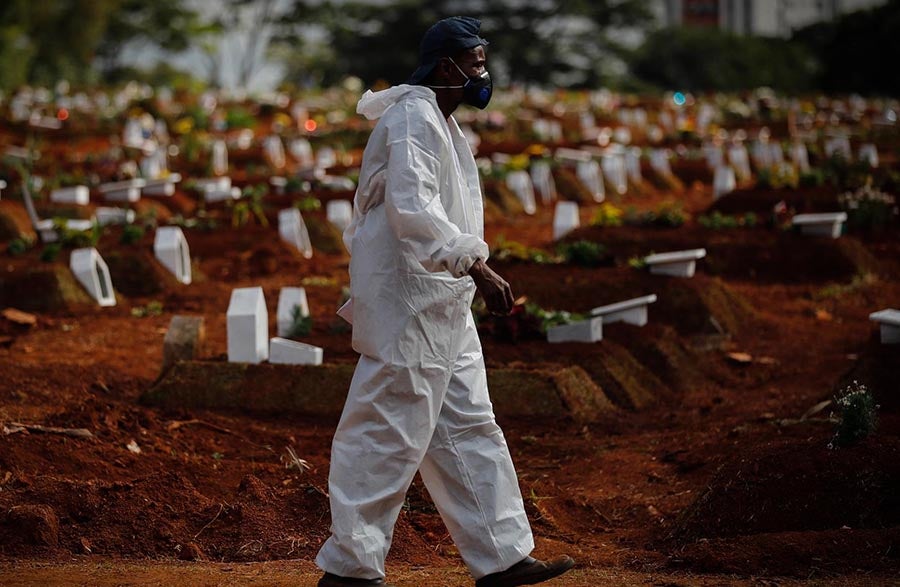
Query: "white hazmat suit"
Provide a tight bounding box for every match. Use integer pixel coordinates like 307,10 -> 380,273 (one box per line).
316,85 -> 534,581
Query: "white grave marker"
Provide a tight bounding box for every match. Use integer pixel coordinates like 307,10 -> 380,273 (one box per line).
869,309 -> 900,344
644,249 -> 707,278
728,145 -> 752,181
326,199 -> 353,232
99,179 -> 145,203
226,287 -> 268,364
547,316 -> 603,344
264,135 -> 286,169
153,226 -> 192,284
792,212 -> 847,239
278,208 -> 313,259
625,147 -> 642,184
703,144 -> 724,169
649,149 -> 673,177
277,287 -> 310,337
50,186 -> 89,206
791,142 -> 810,172
713,166 -> 737,199
601,154 -> 627,196
269,338 -> 323,365
195,177 -> 240,202
576,160 -> 604,202
591,294 -> 657,327
290,138 -> 314,168
530,160 -> 556,204
553,201 -> 580,241
858,144 -> 879,167
70,247 -> 116,307
315,146 -> 337,170
270,176 -> 287,195
96,207 -> 135,226
212,140 -> 228,175
824,137 -> 852,160
143,173 -> 181,197
505,170 -> 536,215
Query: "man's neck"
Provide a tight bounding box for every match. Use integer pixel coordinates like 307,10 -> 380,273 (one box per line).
434,93 -> 460,121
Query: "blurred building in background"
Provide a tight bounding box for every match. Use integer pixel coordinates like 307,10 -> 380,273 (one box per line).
655,0 -> 887,36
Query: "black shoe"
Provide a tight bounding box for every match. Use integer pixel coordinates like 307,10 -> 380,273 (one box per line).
475,556 -> 575,587
318,572 -> 392,586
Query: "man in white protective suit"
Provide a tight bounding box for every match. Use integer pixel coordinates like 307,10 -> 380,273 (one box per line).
315,15 -> 575,587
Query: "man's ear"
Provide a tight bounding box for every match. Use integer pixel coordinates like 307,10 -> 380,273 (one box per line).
435,57 -> 453,81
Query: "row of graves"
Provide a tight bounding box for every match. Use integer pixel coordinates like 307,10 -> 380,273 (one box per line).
1,84 -> 898,378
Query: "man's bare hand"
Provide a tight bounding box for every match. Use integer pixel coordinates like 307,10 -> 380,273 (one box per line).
469,259 -> 515,315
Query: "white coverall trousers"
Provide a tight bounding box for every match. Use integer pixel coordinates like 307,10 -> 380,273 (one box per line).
315,296 -> 535,580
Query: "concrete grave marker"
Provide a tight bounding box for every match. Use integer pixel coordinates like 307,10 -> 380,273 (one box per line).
270,176 -> 287,195
858,144 -> 879,167
505,170 -> 537,215
36,218 -> 95,243
728,145 -> 752,181
277,287 -> 310,337
792,212 -> 847,239
70,247 -> 116,307
555,147 -> 592,163
264,135 -> 286,169
326,199 -> 353,232
713,166 -> 737,199
601,153 -> 627,196
96,207 -> 135,226
99,179 -> 145,203
869,309 -> 900,344
315,146 -> 337,170
290,138 -> 314,168
644,249 -> 707,278
153,226 -> 192,284
162,315 -> 205,373
791,142 -> 810,172
143,173 -> 181,197
625,147 -> 642,184
140,149 -> 167,179
649,149 -> 673,178
212,140 -> 228,175
227,287 -> 268,364
278,208 -> 313,259
591,294 -> 657,327
195,177 -> 240,202
530,160 -> 556,204
553,201 -> 580,241
703,144 -> 724,169
50,186 -> 89,206
576,160 -> 605,202
0,180 -> 5,199
269,337 -> 323,365
547,316 -> 603,344
825,137 -> 852,160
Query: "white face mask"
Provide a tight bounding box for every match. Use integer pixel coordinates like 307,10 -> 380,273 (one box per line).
426,58 -> 493,109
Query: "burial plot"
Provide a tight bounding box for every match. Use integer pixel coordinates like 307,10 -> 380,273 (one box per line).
269,337 -> 323,365
36,218 -> 95,244
70,247 -> 116,307
553,201 -> 580,241
792,212 -> 847,239
505,170 -> 537,215
277,287 -> 310,337
869,309 -> 900,344
153,226 -> 192,284
591,294 -> 657,327
547,316 -> 603,343
713,166 -> 736,199
96,207 -> 135,226
226,286 -> 268,364
530,160 -> 556,204
50,186 -> 89,206
858,144 -> 879,167
278,209 -> 314,258
326,200 -> 353,232
99,179 -> 145,203
644,249 -> 707,278
143,173 -> 181,197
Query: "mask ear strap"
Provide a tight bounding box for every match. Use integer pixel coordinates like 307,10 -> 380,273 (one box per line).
426,57 -> 468,89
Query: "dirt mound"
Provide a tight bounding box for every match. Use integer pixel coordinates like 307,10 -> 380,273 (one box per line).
104,248 -> 185,297
668,435 -> 900,544
0,265 -> 93,311
709,186 -> 839,216
0,200 -> 36,241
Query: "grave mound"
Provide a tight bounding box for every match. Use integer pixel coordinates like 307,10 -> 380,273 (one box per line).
104,248 -> 187,297
483,178 -> 526,216
0,200 -> 37,241
143,360 -> 616,423
837,338 -> 900,412
665,435 -> 900,576
0,265 -> 94,311
709,186 -> 839,216
303,213 -> 345,255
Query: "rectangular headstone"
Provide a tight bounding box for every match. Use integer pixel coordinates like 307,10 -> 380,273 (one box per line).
644,248 -> 707,278
278,208 -> 313,258
869,309 -> 900,344
99,179 -> 145,203
153,226 -> 192,284
530,160 -> 557,204
162,315 -> 205,373
326,200 -> 353,232
792,212 -> 847,239
96,207 -> 135,226
505,170 -> 536,215
576,160 -> 604,202
591,294 -> 657,327
713,166 -> 736,199
553,201 -> 580,241
226,287 -> 268,364
547,317 -> 603,343
50,186 -> 89,206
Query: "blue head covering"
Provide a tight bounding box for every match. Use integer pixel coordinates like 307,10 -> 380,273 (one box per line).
407,16 -> 489,85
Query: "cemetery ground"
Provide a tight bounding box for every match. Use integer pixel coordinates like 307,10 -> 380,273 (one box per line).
2,182 -> 898,586
1,96 -> 899,584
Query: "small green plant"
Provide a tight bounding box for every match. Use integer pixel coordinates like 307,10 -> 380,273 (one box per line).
838,184 -> 897,233
524,303 -> 584,333
131,301 -> 164,318
590,203 -> 624,227
285,305 -> 313,338
295,196 -> 322,212
492,237 -> 558,264
40,243 -> 62,262
120,224 -> 145,245
556,240 -> 608,267
829,381 -> 878,448
627,255 -> 647,270
698,211 -> 758,229
53,218 -> 101,248
799,167 -> 826,188
7,237 -> 32,256
623,201 -> 687,228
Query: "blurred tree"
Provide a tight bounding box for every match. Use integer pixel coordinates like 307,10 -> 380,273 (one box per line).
274,0 -> 653,88
0,0 -> 201,89
793,0 -> 900,96
630,27 -> 818,92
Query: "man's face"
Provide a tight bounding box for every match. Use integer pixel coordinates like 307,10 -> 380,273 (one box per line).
437,45 -> 487,86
